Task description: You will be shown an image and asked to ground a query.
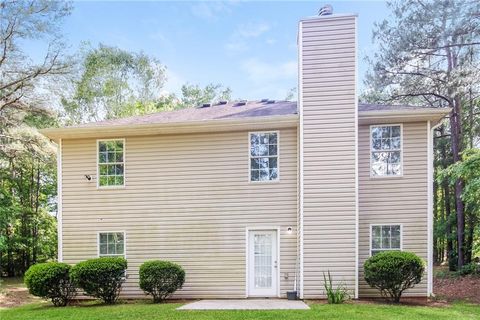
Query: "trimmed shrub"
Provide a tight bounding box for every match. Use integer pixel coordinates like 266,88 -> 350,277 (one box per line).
139,260 -> 185,303
70,257 -> 127,304
364,251 -> 424,303
24,262 -> 76,306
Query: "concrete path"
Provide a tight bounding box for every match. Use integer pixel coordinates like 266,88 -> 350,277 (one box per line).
177,299 -> 310,310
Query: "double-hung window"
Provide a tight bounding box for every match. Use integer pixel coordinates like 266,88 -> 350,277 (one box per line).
371,225 -> 401,255
98,232 -> 125,257
371,125 -> 402,177
249,132 -> 279,182
98,139 -> 125,187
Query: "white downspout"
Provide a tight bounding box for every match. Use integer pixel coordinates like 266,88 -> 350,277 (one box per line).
427,120 -> 443,296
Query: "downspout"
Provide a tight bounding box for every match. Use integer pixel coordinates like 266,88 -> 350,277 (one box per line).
297,21 -> 305,300
428,120 -> 443,296
57,138 -> 63,262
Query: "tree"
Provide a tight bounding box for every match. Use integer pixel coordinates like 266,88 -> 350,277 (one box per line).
179,83 -> 231,108
364,0 -> 480,268
0,0 -> 72,116
62,44 -> 166,123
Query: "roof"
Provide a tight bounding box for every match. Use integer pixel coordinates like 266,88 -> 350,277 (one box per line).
72,100 -> 298,128
40,101 -> 450,140
66,101 -> 449,129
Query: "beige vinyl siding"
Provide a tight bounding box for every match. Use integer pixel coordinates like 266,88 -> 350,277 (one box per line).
61,128 -> 298,298
358,122 -> 428,297
300,15 -> 357,298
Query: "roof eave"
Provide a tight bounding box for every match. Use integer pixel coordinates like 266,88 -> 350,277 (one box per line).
358,108 -> 451,124
40,114 -> 299,140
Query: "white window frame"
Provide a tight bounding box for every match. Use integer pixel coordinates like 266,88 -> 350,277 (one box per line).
96,138 -> 126,189
369,224 -> 403,257
97,231 -> 126,258
248,131 -> 280,183
369,124 -> 403,178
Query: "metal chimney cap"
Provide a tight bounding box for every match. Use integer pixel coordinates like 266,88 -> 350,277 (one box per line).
318,4 -> 333,16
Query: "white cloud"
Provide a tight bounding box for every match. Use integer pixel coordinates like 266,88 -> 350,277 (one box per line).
236,22 -> 270,38
190,1 -> 233,21
241,58 -> 297,84
225,21 -> 271,53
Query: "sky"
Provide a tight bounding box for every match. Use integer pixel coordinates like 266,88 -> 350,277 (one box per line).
44,0 -> 390,100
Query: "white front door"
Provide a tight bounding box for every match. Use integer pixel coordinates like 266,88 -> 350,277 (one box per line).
248,230 -> 278,297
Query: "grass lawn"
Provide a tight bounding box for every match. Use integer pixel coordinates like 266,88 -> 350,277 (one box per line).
1,301 -> 479,320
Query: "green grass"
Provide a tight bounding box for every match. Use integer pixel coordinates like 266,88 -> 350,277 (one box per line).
1,301 -> 479,320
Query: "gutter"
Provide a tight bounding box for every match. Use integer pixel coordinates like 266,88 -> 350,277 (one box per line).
40,114 -> 299,140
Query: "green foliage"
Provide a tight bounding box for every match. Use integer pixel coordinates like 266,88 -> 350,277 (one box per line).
180,83 -> 232,107
63,44 -> 166,123
70,257 -> 127,304
24,262 -> 76,306
139,260 -> 185,303
456,262 -> 480,276
364,251 -> 424,303
322,271 -> 350,304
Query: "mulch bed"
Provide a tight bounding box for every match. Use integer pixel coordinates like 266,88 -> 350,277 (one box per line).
434,275 -> 480,304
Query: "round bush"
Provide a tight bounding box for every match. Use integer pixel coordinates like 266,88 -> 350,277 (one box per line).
70,257 -> 127,304
24,262 -> 76,307
364,251 -> 424,303
139,260 -> 185,303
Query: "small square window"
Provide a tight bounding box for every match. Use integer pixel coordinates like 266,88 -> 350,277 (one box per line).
371,225 -> 402,255
98,232 -> 125,257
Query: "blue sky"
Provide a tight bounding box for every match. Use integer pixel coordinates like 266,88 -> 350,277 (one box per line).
57,1 -> 388,100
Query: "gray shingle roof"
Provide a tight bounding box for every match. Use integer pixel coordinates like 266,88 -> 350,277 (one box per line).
70,101 -> 447,128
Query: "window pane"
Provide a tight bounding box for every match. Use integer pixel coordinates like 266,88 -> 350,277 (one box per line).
99,152 -> 107,163
269,133 -> 277,144
99,176 -> 108,186
269,145 -> 277,156
269,157 -> 277,169
269,168 -> 278,180
99,244 -> 108,255
99,233 -> 107,244
108,164 -> 116,175
115,140 -> 123,151
251,158 -> 260,169
259,168 -> 269,181
115,176 -> 124,186
382,226 -> 391,249
116,243 -> 124,254
372,226 -> 381,249
99,165 -> 108,175
115,164 -> 124,175
251,170 -> 259,181
99,142 -> 107,152
258,157 -> 269,169
391,126 -> 401,137
391,226 -> 401,249
108,243 -> 115,254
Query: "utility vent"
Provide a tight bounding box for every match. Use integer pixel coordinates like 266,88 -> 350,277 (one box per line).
235,100 -> 247,106
261,98 -> 269,103
200,103 -> 211,108
266,99 -> 276,104
318,4 -> 333,16
218,100 -> 228,105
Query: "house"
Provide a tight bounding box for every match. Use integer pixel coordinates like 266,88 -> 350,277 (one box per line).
41,12 -> 450,299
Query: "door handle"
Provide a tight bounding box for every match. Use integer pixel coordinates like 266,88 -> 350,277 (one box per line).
274,260 -> 278,268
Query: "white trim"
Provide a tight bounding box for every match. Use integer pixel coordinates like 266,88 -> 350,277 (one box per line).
297,20 -> 305,300
427,120 -> 442,296
97,231 -> 127,258
369,124 -> 404,178
245,227 -> 281,298
57,139 -> 63,262
96,138 -> 126,189
248,131 -> 280,183
369,224 -> 403,257
354,15 -> 359,300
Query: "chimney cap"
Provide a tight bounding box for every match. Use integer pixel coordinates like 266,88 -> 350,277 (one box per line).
318,4 -> 333,16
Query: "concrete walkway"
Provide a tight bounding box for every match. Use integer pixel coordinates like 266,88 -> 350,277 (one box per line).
177,299 -> 310,310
